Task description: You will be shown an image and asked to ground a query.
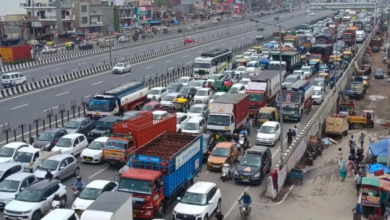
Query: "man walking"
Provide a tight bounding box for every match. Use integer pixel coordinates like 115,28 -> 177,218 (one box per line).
358,133 -> 365,149
286,129 -> 293,147
355,171 -> 362,196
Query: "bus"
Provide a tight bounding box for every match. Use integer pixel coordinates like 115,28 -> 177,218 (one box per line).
193,49 -> 232,79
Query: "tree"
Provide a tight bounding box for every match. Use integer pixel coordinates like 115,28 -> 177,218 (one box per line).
113,5 -> 120,32
155,0 -> 167,7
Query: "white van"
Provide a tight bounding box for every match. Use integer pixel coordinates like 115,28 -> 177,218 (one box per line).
356,30 -> 366,43
41,209 -> 80,220
1,72 -> 27,88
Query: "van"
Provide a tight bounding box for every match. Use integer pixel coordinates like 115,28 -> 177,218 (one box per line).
1,72 -> 27,87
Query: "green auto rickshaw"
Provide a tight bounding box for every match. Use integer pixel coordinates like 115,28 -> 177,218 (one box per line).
214,79 -> 232,92
65,42 -> 75,50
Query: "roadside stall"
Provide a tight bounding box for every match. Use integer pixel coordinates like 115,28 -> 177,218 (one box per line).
359,177 -> 390,217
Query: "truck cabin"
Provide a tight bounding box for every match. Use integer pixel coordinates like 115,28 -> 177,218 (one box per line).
88,95 -> 117,115
341,16 -> 351,24
267,61 -> 286,71
353,21 -> 363,30
315,33 -> 332,44
246,90 -> 265,109
276,91 -> 301,115
298,24 -> 309,31
103,136 -> 134,163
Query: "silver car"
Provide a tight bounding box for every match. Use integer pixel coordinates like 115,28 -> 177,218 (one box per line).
34,154 -> 80,181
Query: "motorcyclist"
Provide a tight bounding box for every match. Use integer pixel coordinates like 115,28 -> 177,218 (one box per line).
45,170 -> 53,180
73,176 -> 85,192
245,118 -> 251,134
238,191 -> 252,215
233,133 -> 239,143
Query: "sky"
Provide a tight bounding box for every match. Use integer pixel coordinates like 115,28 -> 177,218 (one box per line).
0,0 -> 26,17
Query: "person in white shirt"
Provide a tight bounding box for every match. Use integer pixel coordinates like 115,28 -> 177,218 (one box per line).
355,171 -> 362,196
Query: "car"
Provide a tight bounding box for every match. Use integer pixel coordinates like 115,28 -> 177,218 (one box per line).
33,128 -> 68,151
78,43 -> 93,50
141,102 -> 163,113
80,137 -> 107,163
194,88 -> 212,104
63,117 -> 94,135
375,69 -> 384,79
41,46 -> 57,54
235,66 -> 246,75
372,46 -> 379,52
291,70 -> 305,80
72,180 -> 118,216
120,110 -> 142,120
202,134 -> 217,160
313,78 -> 327,92
0,142 -> 30,164
312,87 -> 324,104
160,92 -> 184,110
187,104 -> 209,118
256,121 -> 281,146
153,110 -> 169,121
242,52 -> 254,58
300,66 -> 312,78
189,80 -> 207,90
4,179 -> 67,220
173,182 -> 221,220
118,36 -> 130,43
0,173 -> 37,207
182,117 -> 207,134
239,78 -> 251,87
282,75 -> 300,87
179,86 -> 197,99
234,146 -> 272,184
206,74 -> 225,84
51,133 -> 88,155
177,76 -> 194,86
319,65 -> 329,73
176,113 -> 190,131
184,37 -> 195,44
0,163 -> 23,183
229,83 -> 246,93
167,83 -> 184,93
34,154 -> 80,181
1,72 -> 27,88
41,209 -> 80,220
207,142 -> 238,170
147,87 -> 168,101
210,92 -> 225,104
87,116 -> 122,142
112,62 -> 131,74
310,12 -> 314,16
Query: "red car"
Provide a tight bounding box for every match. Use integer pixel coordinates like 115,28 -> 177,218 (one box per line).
141,102 -> 163,113
184,37 -> 195,44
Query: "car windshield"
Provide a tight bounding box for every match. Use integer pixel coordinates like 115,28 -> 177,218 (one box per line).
189,106 -> 203,113
178,78 -> 189,83
211,147 -> 229,157
162,95 -> 176,102
284,77 -> 296,82
0,147 -> 15,157
301,67 -> 310,72
196,90 -> 207,96
15,189 -> 42,202
2,75 -> 10,79
259,126 -> 275,134
194,62 -> 210,68
0,180 -> 20,192
13,152 -> 32,163
240,155 -> 261,167
78,187 -> 103,200
314,90 -> 322,95
236,66 -> 246,71
118,178 -> 152,195
313,80 -> 324,86
142,105 -> 154,111
183,122 -> 198,131
148,89 -> 160,95
153,114 -> 166,120
56,138 -> 73,148
208,115 -> 230,126
180,192 -> 207,206
88,99 -> 110,111
167,84 -> 179,90
88,141 -> 104,150
39,160 -> 59,171
115,63 -> 125,67
96,121 -> 112,129
37,132 -> 55,141
229,87 -> 240,93
249,94 -> 264,102
190,81 -> 203,87
64,121 -> 80,129
376,69 -> 383,74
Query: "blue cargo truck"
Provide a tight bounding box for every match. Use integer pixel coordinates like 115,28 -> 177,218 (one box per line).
118,131 -> 203,219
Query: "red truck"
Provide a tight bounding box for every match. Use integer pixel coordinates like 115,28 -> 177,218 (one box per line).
246,71 -> 281,116
326,22 -> 338,36
1,45 -> 32,64
343,27 -> 357,46
102,112 -> 176,165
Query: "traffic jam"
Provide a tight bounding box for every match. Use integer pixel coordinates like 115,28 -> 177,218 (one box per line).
0,9 -> 375,220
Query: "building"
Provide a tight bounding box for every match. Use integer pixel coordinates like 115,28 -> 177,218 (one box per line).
117,1 -> 137,27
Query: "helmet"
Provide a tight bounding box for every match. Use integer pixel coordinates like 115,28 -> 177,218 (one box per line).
77,176 -> 82,181
244,191 -> 248,196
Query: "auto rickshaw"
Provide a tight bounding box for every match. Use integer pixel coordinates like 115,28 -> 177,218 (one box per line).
65,42 -> 75,50
163,27 -> 169,34
348,110 -> 375,129
300,54 -> 307,61
318,72 -> 330,83
342,51 -> 353,62
310,59 -> 320,74
172,98 -> 189,112
214,79 -> 232,92
46,41 -> 54,47
257,107 -> 279,126
362,64 -> 372,75
252,46 -> 261,54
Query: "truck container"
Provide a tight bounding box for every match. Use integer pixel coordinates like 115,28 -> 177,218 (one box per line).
80,192 -> 133,220
102,113 -> 176,165
207,93 -> 249,135
343,27 -> 357,46
272,51 -> 301,71
246,71 -> 281,116
87,82 -> 148,120
309,45 -> 333,63
370,36 -> 383,48
325,116 -> 348,137
1,45 -> 32,64
119,132 -> 202,219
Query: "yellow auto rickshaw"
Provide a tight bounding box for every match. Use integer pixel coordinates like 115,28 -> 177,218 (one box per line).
65,42 -> 75,50
46,41 -> 54,47
236,58 -> 248,67
318,72 -> 330,83
252,46 -> 261,54
343,51 -> 353,61
257,107 -> 279,125
172,98 -> 189,112
300,54 -> 307,61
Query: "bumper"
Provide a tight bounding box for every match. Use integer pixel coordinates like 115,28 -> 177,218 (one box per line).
112,70 -> 124,74
103,158 -> 126,165
234,175 -> 261,184
256,140 -> 275,146
248,109 -> 258,116
207,163 -> 223,170
133,208 -> 154,219
313,100 -> 322,104
282,115 -> 300,121
2,83 -> 12,87
4,212 -> 32,220
80,155 -> 101,163
194,99 -> 207,104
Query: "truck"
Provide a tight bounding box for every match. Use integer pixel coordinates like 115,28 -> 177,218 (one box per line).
283,35 -> 299,48
353,20 -> 364,30
272,30 -> 287,43
272,51 -> 301,72
344,76 -> 365,99
102,113 -> 176,165
207,93 -> 249,135
80,191 -> 133,220
326,22 -> 338,36
87,82 -> 148,120
1,45 -> 32,64
246,71 -> 281,116
118,132 -> 203,219
315,33 -> 334,44
13,147 -> 61,173
356,30 -> 366,43
276,80 -> 313,122
309,45 -> 333,63
342,27 -> 357,46
325,116 -> 348,137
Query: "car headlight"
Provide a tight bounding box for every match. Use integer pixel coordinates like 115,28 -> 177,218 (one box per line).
268,138 -> 274,141
254,172 -> 261,178
234,170 -> 238,175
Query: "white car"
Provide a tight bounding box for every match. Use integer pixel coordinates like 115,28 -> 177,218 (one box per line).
173,182 -> 221,220
72,180 -> 118,215
160,92 -> 183,108
153,110 -> 169,121
176,113 -> 189,131
4,179 -> 67,220
187,104 -> 209,118
0,142 -> 30,164
41,46 -> 57,54
51,133 -> 88,155
182,117 -> 207,134
242,52 -> 253,57
210,92 -> 225,104
0,173 -> 37,207
235,66 -> 246,75
239,78 -> 251,89
1,72 -> 27,88
189,80 -> 205,90
118,36 -> 130,43
300,66 -> 312,78
112,62 -> 131,74
282,75 -> 300,88
291,70 -> 305,80
312,88 -> 324,104
194,88 -> 212,104
147,87 -> 168,100
177,77 -> 194,87
256,121 -> 281,146
80,137 -> 107,163
229,84 -> 246,93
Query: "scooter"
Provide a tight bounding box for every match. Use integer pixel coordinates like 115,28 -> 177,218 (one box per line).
72,188 -> 81,198
221,163 -> 233,182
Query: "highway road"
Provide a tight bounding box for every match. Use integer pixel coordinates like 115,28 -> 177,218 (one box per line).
0,11 -> 330,140
5,10 -> 308,86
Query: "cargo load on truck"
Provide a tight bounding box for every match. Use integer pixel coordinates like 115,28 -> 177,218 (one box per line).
1,45 -> 33,64
103,112 -> 176,165
344,76 -> 365,100
309,44 -> 333,63
315,33 -> 334,44
271,51 -> 301,71
272,30 -> 287,43
207,93 -> 249,135
283,35 -> 299,48
343,27 -> 357,46
119,132 -> 203,219
87,82 -> 148,120
80,192 -> 133,220
325,116 -> 348,137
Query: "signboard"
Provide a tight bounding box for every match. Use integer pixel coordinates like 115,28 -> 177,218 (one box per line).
175,139 -> 200,170
361,195 -> 380,207
138,155 -> 160,163
247,82 -> 267,91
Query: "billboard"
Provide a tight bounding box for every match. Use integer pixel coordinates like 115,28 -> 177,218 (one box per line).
137,6 -> 152,23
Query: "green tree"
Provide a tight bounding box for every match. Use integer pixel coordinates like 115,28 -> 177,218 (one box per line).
113,5 -> 120,32
155,0 -> 167,7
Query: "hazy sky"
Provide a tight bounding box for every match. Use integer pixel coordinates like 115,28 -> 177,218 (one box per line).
0,0 -> 26,17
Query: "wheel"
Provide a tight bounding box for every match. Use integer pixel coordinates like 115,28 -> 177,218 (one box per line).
23,80 -> 26,84
216,199 -> 221,212
32,211 -> 41,220
154,203 -> 164,218
204,215 -> 208,220
73,167 -> 80,176
60,196 -> 67,208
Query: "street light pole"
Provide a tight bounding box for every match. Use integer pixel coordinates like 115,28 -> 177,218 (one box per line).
109,5 -> 113,63
278,24 -> 284,165
32,0 -> 35,40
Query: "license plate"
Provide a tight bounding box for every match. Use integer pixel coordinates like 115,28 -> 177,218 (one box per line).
199,75 -> 203,78
242,179 -> 249,182
84,158 -> 91,161
133,213 -> 136,218
284,116 -> 289,119
213,165 -> 220,168
110,149 -> 116,153
8,217 -> 17,220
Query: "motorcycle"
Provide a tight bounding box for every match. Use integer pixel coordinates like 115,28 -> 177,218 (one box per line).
238,202 -> 250,220
356,148 -> 364,164
221,163 -> 233,182
72,188 -> 81,198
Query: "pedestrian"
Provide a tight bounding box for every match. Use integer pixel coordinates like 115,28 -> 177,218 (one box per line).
292,125 -> 298,137
383,55 -> 387,64
352,203 -> 363,220
355,171 -> 362,196
337,148 -> 343,166
286,129 -> 293,146
358,133 -> 365,149
347,157 -> 355,178
340,159 -> 347,182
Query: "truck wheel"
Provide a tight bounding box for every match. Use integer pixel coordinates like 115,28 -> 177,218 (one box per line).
154,203 -> 164,218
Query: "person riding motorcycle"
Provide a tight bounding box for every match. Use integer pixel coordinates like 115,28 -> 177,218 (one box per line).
233,133 -> 239,143
238,191 -> 252,215
245,118 -> 251,135
73,176 -> 85,192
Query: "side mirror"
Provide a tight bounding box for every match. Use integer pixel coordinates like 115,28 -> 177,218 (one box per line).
208,200 -> 213,204
177,197 -> 181,201
59,166 -> 65,170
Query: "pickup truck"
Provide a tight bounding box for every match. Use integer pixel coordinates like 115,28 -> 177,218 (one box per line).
13,147 -> 61,173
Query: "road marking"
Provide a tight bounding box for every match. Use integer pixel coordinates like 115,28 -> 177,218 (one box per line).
183,55 -> 188,58
11,104 -> 28,110
169,42 -> 173,44
140,49 -> 145,51
92,81 -> 103,86
168,67 -> 174,70
166,60 -> 172,63
120,73 -> 131,77
0,123 -> 8,127
56,91 -> 69,96
205,171 -> 209,174
145,66 -> 153,69
89,166 -> 110,179
101,57 -> 108,60
84,95 -> 90,98
232,40 -> 236,42
40,76 -> 50,79
52,68 -> 60,71
241,37 -> 245,39
122,52 -> 128,54
43,106 -> 59,112
78,62 -> 86,65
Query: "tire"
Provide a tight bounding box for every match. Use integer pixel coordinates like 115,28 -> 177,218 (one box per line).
73,167 -> 80,176
60,196 -> 67,208
216,199 -> 222,212
204,215 -> 208,220
154,203 -> 164,218
32,211 -> 41,220
23,80 -> 26,84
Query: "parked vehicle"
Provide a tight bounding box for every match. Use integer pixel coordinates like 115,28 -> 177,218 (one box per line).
42,209 -> 80,220
181,116 -> 207,134
1,72 -> 27,87
34,154 -> 80,181
0,163 -> 23,182
80,137 -> 107,163
325,116 -> 348,137
33,128 -> 68,151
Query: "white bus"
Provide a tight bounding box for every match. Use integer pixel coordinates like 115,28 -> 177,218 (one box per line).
193,49 -> 232,79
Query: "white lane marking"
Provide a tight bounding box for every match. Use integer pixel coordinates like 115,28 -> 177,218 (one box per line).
145,66 -> 153,69
187,61 -> 193,64
222,43 -> 226,45
155,45 -> 160,47
140,49 -> 145,51
241,37 -> 245,39
84,95 -> 90,98
78,62 -> 86,65
183,55 -> 188,58
89,166 -> 110,178
43,106 -> 59,112
40,76 -> 50,79
166,60 -> 172,63
122,52 -> 128,54
56,91 -> 69,96
92,81 -> 103,86
101,57 -> 108,60
52,68 -> 60,71
225,186 -> 250,217
120,73 -> 131,77
168,67 -> 174,70
198,51 -> 203,53
11,104 -> 28,110
205,171 -> 209,174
